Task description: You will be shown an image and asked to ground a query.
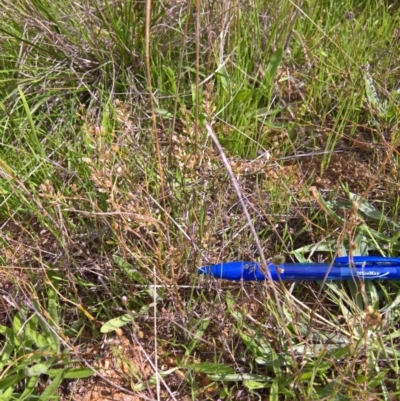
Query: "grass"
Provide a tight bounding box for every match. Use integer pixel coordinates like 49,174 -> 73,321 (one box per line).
1,0 -> 400,399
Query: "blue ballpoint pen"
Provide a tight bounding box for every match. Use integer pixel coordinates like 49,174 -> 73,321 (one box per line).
198,256 -> 400,281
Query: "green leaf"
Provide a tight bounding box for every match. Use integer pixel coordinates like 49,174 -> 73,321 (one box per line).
363,64 -> 384,116
240,331 -> 273,361
162,66 -> 177,94
244,379 -> 271,390
215,66 -> 229,92
0,325 -> 11,335
313,190 -> 345,226
12,312 -> 24,337
291,250 -> 308,263
62,367 -> 95,380
18,376 -> 38,399
368,369 -> 388,388
25,363 -> 50,377
381,291 -> 400,314
300,371 -> 313,380
0,329 -> 15,371
234,89 -> 252,103
132,368 -> 178,391
352,196 -> 391,223
0,387 -> 14,401
48,367 -> 94,379
225,291 -> 235,311
47,272 -> 60,324
26,316 -> 48,350
316,381 -> 350,400
265,47 -> 283,79
39,370 -> 64,400
0,343 -> 15,372
185,319 -> 210,356
0,372 -> 24,391
187,363 -> 235,375
41,282 -> 60,354
100,313 -> 133,333
358,223 -> 391,244
292,241 -> 345,258
17,86 -> 44,158
48,367 -> 95,380
329,193 -> 399,229
155,108 -> 173,119
113,255 -> 148,284
209,373 -> 267,382
350,232 -> 369,256
332,346 -> 351,360
389,230 -> 400,253
270,379 -> 279,401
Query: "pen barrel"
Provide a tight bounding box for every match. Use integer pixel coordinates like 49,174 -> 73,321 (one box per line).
199,262 -> 282,281
284,264 -> 399,280
198,259 -> 400,281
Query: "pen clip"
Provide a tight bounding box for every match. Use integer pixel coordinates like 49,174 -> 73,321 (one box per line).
334,256 -> 400,266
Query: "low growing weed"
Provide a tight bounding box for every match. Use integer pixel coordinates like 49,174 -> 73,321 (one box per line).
0,272 -> 93,400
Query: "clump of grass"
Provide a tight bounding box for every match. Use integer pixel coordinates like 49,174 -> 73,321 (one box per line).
1,0 -> 400,400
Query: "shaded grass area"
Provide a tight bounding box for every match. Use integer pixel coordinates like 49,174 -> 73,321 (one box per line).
1,0 -> 400,400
